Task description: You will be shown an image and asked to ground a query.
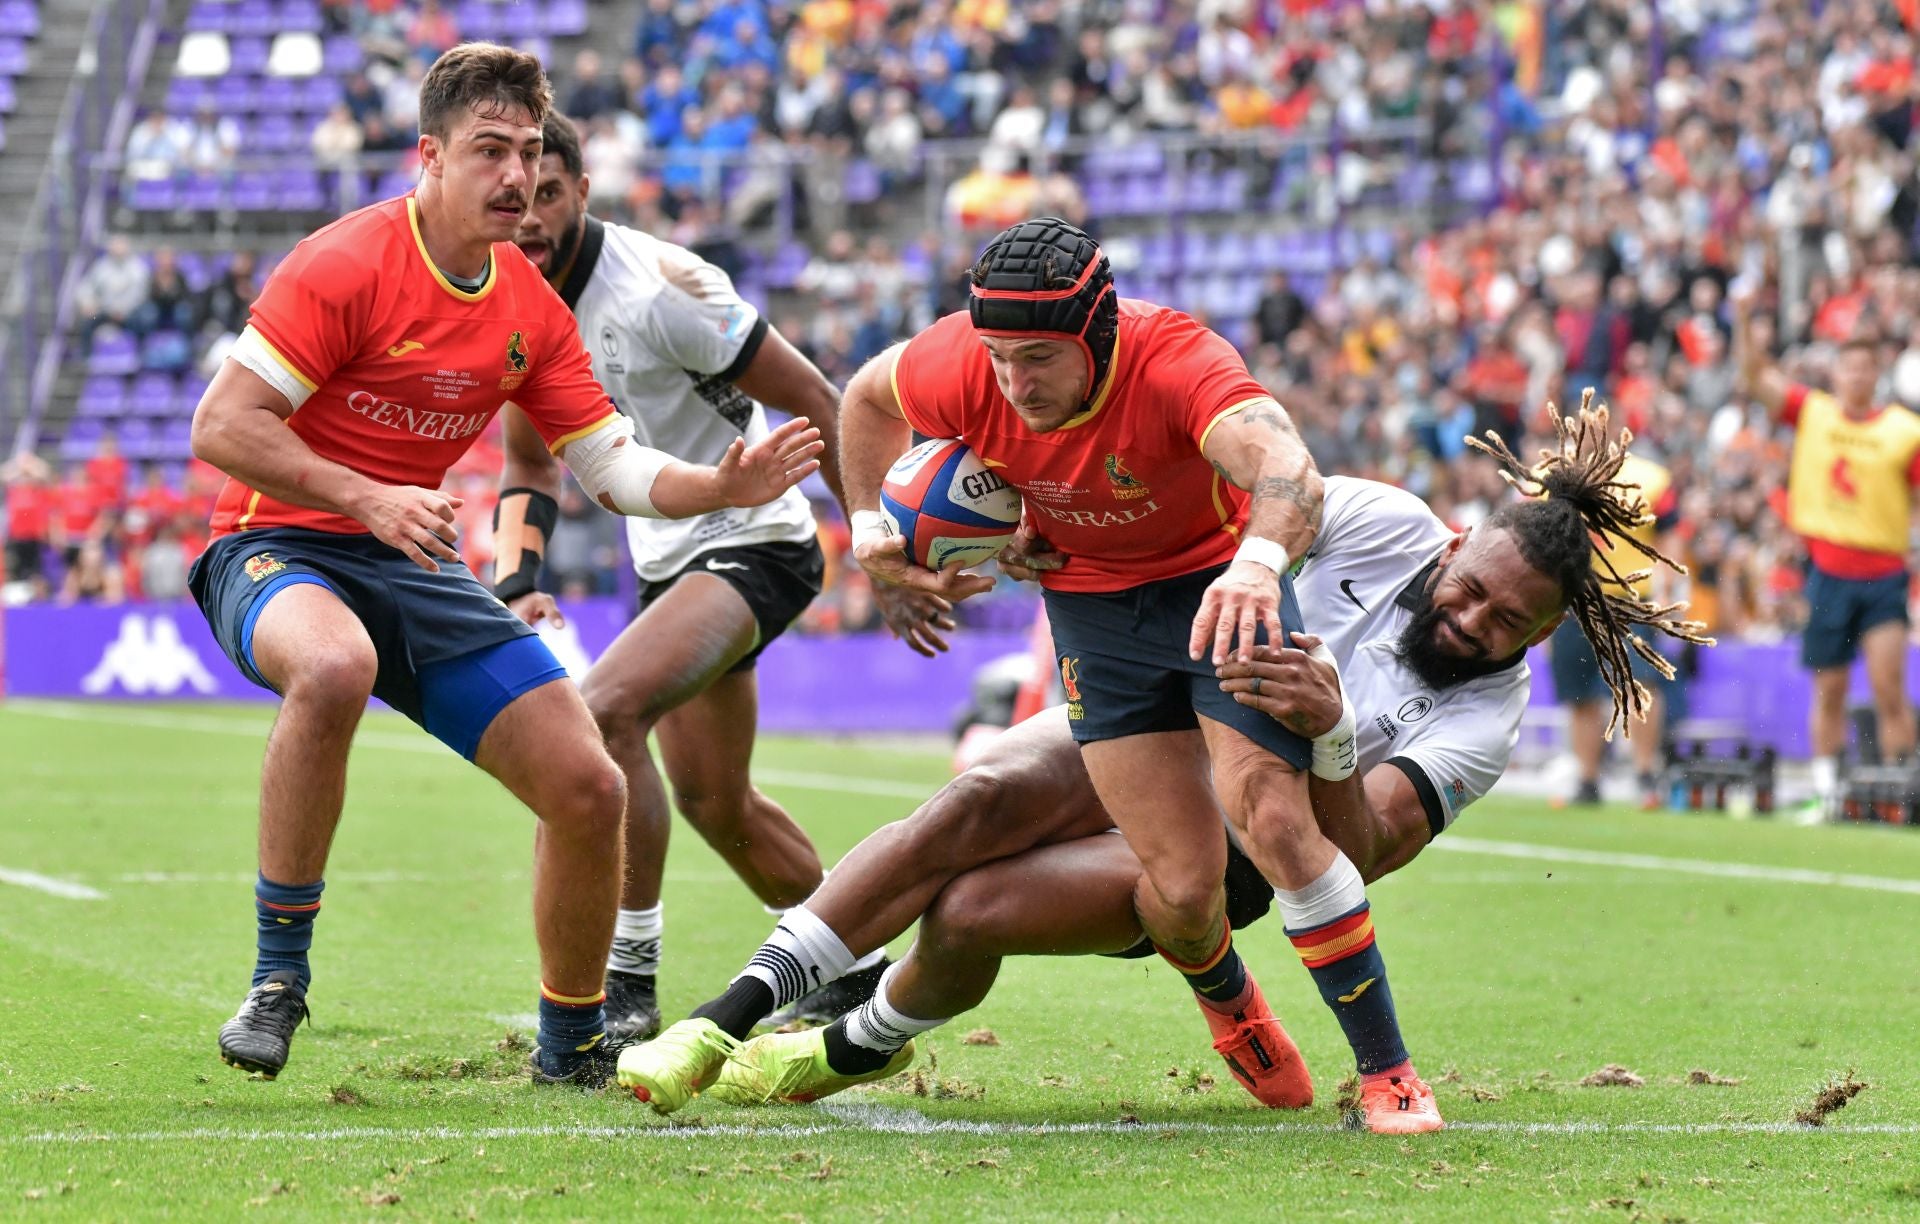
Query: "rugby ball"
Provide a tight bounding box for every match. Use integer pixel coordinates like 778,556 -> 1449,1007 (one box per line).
878,438 -> 1022,570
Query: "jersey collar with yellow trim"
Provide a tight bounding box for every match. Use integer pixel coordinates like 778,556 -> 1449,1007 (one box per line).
405,195 -> 499,302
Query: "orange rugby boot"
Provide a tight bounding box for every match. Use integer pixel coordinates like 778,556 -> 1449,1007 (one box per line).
1357,1074 -> 1444,1134
1196,975 -> 1313,1109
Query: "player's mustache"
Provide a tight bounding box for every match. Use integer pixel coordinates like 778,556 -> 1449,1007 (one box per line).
488,193 -> 527,210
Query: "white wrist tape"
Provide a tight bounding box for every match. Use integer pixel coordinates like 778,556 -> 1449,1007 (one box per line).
559,415 -> 674,519
1235,535 -> 1292,577
1305,639 -> 1358,781
851,509 -> 890,550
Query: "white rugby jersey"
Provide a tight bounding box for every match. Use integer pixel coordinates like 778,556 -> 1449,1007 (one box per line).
555,217 -> 816,581
1292,477 -> 1533,836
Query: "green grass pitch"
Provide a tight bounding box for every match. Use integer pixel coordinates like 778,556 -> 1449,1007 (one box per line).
2,699 -> 1918,1220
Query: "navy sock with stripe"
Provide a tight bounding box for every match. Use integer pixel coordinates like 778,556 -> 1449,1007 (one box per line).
252,873 -> 323,990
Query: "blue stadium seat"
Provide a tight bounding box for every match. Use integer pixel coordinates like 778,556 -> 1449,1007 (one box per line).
543,0 -> 587,35
255,75 -> 300,113
296,74 -> 341,111
230,170 -> 275,210
321,33 -> 361,73
140,330 -> 193,372
231,0 -> 277,39
118,417 -> 157,459
228,36 -> 269,76
0,36 -> 28,74
209,74 -> 253,112
0,0 -> 38,38
180,173 -> 226,210
129,372 -> 179,417
276,168 -> 324,209
125,175 -> 177,211
158,418 -> 196,459
277,0 -> 323,34
60,420 -> 106,460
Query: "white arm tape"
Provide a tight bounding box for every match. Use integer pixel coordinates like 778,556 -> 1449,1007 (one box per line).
1235,534 -> 1292,577
1306,639 -> 1358,781
230,326 -> 315,410
558,414 -> 675,519
852,509 -> 890,550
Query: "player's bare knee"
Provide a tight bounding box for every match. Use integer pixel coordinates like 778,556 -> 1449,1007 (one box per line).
919,873 -> 1006,959
280,641 -> 377,714
544,753 -> 627,839
1150,869 -> 1225,939
908,769 -> 1019,859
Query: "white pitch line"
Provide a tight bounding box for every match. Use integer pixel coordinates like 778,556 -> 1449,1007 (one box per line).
0,867 -> 105,901
1435,836 -> 1920,897
7,701 -> 935,800
9,1115 -> 1918,1146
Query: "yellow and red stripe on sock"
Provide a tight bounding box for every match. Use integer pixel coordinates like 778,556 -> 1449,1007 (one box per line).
1155,923 -> 1235,976
539,983 -> 607,1007
1287,906 -> 1375,970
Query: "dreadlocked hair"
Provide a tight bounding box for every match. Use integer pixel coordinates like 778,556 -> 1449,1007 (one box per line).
1466,389 -> 1715,740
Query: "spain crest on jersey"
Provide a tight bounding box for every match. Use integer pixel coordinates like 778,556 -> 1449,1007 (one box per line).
500,330 -> 530,390
1106,453 -> 1151,500
244,553 -> 286,582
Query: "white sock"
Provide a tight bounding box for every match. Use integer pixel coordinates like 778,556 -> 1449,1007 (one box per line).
608,904 -> 662,976
737,904 -> 856,1009
841,961 -> 947,1053
1811,755 -> 1840,799
1273,851 -> 1367,932
849,947 -> 887,972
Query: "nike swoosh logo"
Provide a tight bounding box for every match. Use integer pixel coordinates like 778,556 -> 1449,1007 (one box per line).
386,340 -> 425,357
706,560 -> 749,572
1339,579 -> 1367,613
1337,977 -> 1377,1004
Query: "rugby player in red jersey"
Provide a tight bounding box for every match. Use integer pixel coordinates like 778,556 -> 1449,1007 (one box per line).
185,44 -> 821,1085
619,219 -> 1440,1132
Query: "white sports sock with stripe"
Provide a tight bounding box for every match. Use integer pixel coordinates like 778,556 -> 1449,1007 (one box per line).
736,905 -> 856,1010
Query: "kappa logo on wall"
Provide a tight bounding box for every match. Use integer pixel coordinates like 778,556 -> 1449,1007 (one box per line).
80,614 -> 220,696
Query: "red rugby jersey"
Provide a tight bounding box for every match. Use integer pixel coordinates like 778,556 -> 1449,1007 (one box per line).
209,195 -> 615,538
890,300 -> 1271,593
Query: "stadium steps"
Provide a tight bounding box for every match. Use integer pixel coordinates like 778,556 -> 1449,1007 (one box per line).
0,0 -> 100,334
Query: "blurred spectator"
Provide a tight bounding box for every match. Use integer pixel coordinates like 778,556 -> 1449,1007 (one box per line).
196,250 -> 261,341
405,0 -> 459,66
311,104 -> 365,170
1256,273 -> 1308,348
124,111 -> 190,182
564,50 -> 619,122
131,247 -> 199,338
183,102 -> 241,176
2,453 -> 55,601
77,236 -> 151,342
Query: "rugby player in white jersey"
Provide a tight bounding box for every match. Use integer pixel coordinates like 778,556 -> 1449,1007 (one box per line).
493,115 -> 949,1039
622,402 -> 1709,1120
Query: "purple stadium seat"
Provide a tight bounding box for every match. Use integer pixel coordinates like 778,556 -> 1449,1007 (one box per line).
1217,169 -> 1248,211
176,375 -> 211,415
276,169 -> 324,210
88,332 -> 140,376
141,330 -> 193,372
0,37 -> 28,74
0,0 -> 38,38
158,419 -> 196,459
184,1 -> 231,32
232,0 -> 276,38
0,77 -> 15,114
296,74 -> 341,111
181,173 -> 226,210
514,35 -> 551,63
60,420 -> 106,461
1081,176 -> 1115,217
118,418 -> 157,460
455,0 -> 498,37
125,175 -> 178,211
166,78 -> 211,112
764,242 -> 809,291
496,3 -> 538,37
231,170 -> 274,210
210,75 -> 253,112
843,159 -> 881,205
278,0 -> 323,33
173,251 -> 211,291
321,33 -> 361,73
255,76 -> 300,113
374,168 -> 417,200
542,0 -> 587,35
129,372 -> 179,417
228,36 -> 270,75
77,376 -> 128,418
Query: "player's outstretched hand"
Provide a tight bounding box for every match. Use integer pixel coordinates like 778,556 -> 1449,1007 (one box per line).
1190,557 -> 1286,666
874,583 -> 957,657
359,484 -> 464,573
507,592 -> 566,629
715,417 -> 824,507
1217,633 -> 1341,739
854,531 -> 996,602
996,522 -> 1065,582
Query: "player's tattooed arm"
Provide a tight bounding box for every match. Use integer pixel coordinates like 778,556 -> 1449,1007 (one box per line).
1200,397 -> 1325,559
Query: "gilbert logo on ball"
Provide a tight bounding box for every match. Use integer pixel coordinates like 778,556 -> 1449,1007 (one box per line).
879,438 -> 1022,570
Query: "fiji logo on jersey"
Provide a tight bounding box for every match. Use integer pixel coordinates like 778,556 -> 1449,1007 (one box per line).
244,553 -> 286,582
1061,656 -> 1084,721
1105,453 -> 1152,500
500,330 -> 530,390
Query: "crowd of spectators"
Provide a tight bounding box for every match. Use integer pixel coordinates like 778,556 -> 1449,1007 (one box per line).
12,0 -> 1920,651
